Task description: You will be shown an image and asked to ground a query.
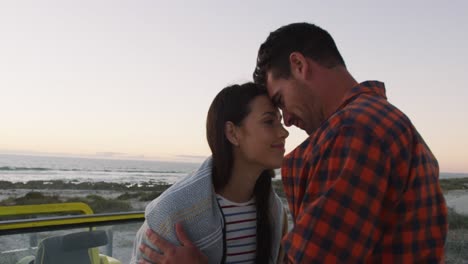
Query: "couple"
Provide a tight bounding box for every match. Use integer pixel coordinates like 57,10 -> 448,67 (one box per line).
131,23 -> 448,263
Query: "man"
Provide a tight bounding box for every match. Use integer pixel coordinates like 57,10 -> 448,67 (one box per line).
252,22 -> 447,263
139,23 -> 448,263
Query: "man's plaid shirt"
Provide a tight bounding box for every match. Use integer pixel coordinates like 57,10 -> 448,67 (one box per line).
281,81 -> 448,263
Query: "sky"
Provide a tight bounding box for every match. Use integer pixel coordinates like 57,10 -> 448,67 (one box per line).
0,1 -> 467,172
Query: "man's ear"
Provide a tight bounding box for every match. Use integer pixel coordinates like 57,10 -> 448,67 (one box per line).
225,121 -> 239,146
289,52 -> 309,80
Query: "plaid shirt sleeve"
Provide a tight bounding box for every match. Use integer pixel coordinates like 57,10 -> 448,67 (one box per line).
282,125 -> 392,263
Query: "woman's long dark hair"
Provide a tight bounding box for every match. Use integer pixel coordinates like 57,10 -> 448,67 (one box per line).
206,82 -> 274,263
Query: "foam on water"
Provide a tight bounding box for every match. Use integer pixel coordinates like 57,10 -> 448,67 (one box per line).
0,154 -> 200,184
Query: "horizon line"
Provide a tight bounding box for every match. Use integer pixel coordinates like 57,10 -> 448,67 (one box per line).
1,151 -> 467,174
0,150 -> 207,164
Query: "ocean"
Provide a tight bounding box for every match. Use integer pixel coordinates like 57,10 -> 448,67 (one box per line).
0,154 -> 200,184
0,154 -> 466,184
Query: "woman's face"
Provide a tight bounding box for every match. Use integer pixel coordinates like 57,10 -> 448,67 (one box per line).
235,95 -> 289,169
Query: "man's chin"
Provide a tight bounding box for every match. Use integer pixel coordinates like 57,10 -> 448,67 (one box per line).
293,120 -> 316,135
304,125 -> 318,135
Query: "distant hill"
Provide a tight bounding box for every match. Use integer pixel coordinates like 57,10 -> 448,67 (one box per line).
440,173 -> 468,179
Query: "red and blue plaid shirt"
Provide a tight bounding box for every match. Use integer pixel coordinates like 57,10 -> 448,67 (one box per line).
281,81 -> 448,263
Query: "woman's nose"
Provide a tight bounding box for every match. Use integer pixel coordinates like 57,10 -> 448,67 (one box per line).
279,124 -> 289,139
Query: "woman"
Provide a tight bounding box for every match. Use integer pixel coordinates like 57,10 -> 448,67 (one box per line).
131,82 -> 289,263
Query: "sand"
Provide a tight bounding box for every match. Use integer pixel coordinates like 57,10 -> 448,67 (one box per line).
445,190 -> 468,215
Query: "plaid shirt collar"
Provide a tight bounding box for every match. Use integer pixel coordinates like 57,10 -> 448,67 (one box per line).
338,80 -> 387,111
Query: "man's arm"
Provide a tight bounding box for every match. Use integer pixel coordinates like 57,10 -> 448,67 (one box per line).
138,223 -> 208,264
284,125 -> 391,263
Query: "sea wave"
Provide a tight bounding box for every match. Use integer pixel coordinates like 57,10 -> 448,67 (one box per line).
0,166 -> 184,174
0,166 -> 51,171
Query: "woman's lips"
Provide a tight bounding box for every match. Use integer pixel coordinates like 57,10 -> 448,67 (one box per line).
271,143 -> 285,151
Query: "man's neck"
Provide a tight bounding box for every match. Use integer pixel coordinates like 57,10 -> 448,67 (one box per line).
321,67 -> 358,118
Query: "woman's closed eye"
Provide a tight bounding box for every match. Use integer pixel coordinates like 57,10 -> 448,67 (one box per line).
262,111 -> 282,126
264,119 -> 275,125
264,119 -> 284,127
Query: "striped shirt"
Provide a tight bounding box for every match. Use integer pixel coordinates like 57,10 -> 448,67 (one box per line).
217,195 -> 257,264
282,81 -> 447,263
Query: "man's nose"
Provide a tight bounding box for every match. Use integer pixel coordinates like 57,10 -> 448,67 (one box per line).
283,111 -> 294,127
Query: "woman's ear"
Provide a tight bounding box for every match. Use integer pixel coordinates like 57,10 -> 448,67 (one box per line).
225,121 -> 239,146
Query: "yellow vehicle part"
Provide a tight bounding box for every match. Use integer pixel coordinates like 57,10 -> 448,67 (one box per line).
0,202 -> 94,217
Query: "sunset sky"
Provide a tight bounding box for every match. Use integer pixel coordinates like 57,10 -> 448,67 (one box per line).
1,0 -> 467,172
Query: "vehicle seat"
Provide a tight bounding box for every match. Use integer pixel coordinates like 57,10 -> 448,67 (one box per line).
33,230 -> 108,264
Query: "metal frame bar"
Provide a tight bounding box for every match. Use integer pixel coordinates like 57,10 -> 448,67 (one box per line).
0,202 -> 94,216
0,211 -> 145,235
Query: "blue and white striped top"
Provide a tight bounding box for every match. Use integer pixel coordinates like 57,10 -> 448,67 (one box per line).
131,157 -> 286,264
217,194 -> 257,264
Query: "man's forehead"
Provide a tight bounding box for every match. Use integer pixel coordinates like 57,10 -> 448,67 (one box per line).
265,71 -> 278,97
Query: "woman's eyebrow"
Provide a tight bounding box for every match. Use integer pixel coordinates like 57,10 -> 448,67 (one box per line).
262,111 -> 282,120
262,111 -> 277,117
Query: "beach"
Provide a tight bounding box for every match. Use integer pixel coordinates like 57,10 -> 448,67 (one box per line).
445,190 -> 468,215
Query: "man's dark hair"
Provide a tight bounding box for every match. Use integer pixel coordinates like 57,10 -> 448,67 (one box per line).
253,22 -> 346,87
